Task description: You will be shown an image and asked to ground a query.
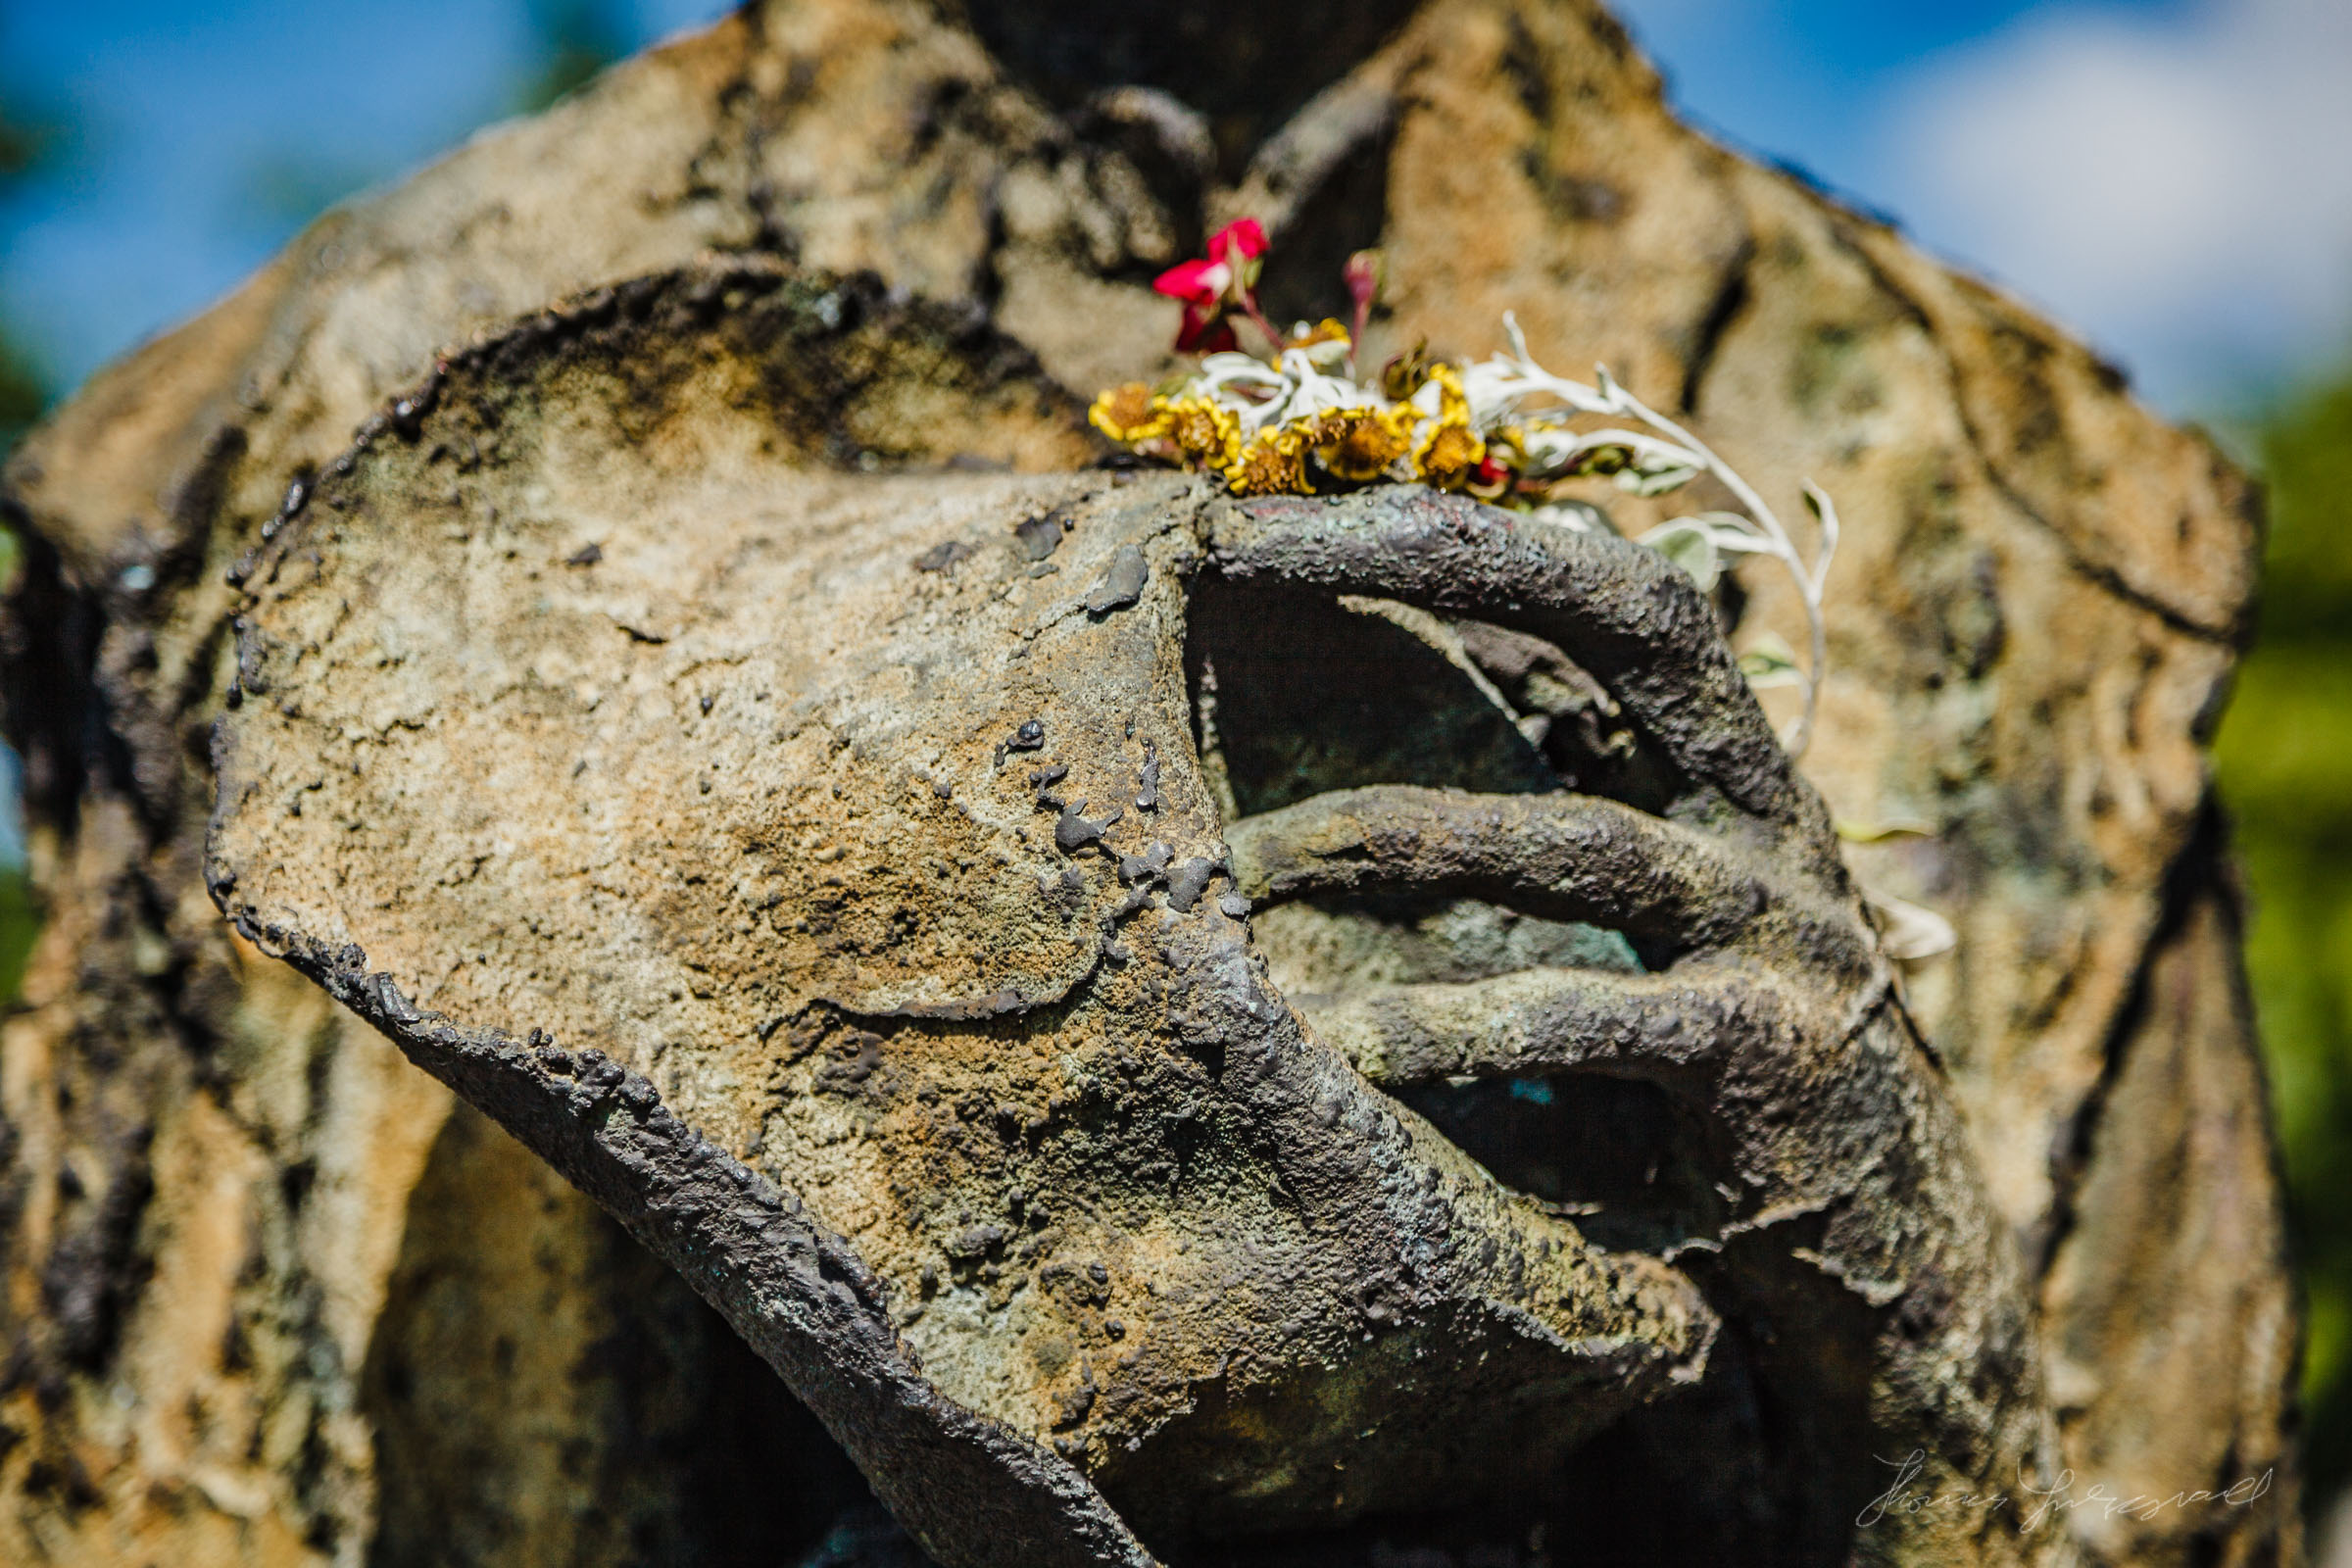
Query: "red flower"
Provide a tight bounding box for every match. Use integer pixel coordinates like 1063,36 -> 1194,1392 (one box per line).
1154,220 -> 1268,306
1174,305 -> 1240,354
1154,257 -> 1223,308
1155,219 -> 1271,354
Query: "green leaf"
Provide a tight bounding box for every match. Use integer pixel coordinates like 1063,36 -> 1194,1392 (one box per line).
1737,637 -> 1803,689
1615,462 -> 1699,497
1637,519 -> 1720,590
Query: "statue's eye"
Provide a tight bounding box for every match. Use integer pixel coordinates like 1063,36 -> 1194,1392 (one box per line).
1184,572 -> 1685,822
1184,574 -> 1557,818
1186,570 -> 1719,1243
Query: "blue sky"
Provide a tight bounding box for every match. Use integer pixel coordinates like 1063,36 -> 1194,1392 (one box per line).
0,0 -> 733,393
4,0 -> 2350,858
5,0 -> 2346,412
1613,0 -> 2352,415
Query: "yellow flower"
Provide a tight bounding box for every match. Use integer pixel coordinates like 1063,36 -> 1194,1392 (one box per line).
1162,397 -> 1243,473
1402,363 -> 1485,488
1421,361 -> 1471,424
1306,407 -> 1414,482
1379,340 -> 1433,402
1225,427 -> 1311,496
1089,382 -> 1169,444
1285,318 -> 1353,371
1414,419 -> 1486,490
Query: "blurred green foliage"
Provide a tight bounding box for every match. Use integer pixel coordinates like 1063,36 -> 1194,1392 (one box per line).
0,500 -> 23,1007
0,332 -> 40,457
2,85 -> 48,1004
2216,368 -> 2352,1518
1,92 -> 51,457
0,862 -> 31,1004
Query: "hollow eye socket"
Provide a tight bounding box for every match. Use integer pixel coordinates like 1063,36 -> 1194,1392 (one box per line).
1183,576 -> 1558,819
1186,573 -> 1714,1235
1184,573 -> 1684,822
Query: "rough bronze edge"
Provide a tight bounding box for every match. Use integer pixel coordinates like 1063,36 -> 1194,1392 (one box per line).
220,252 -> 1105,594
197,254 -> 1155,1567
200,885 -> 1156,1568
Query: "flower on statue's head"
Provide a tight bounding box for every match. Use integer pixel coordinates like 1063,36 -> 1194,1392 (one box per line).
1285,318 -> 1353,373
1379,340 -> 1433,404
1226,427 -> 1310,496
1088,382 -> 1169,445
1466,451 -> 1514,499
1414,419 -> 1486,491
1154,219 -> 1268,305
1081,295 -> 1841,755
1397,363 -> 1483,488
1162,396 -> 1243,473
1413,362 -> 1472,425
1307,407 -> 1413,482
1155,219 -> 1271,355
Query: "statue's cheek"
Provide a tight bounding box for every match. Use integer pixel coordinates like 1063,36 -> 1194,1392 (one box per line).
741,498 -> 1227,1020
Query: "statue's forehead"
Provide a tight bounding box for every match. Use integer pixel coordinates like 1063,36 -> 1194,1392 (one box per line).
217,459 -> 1223,1082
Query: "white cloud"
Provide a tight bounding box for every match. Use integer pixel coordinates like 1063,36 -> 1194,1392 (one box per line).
1886,0 -> 2352,408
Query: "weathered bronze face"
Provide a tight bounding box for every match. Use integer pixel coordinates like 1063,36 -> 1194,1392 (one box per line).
208,264 -> 2051,1566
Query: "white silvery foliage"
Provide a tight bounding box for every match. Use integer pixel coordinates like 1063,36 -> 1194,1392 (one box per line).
1473,314 -> 1839,759
1194,348 -> 1374,434
1168,315 -> 1841,756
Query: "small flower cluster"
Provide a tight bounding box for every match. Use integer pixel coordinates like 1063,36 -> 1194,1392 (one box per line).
1094,221 -> 1506,499
1091,219 -> 1843,756
1089,349 -> 1504,501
